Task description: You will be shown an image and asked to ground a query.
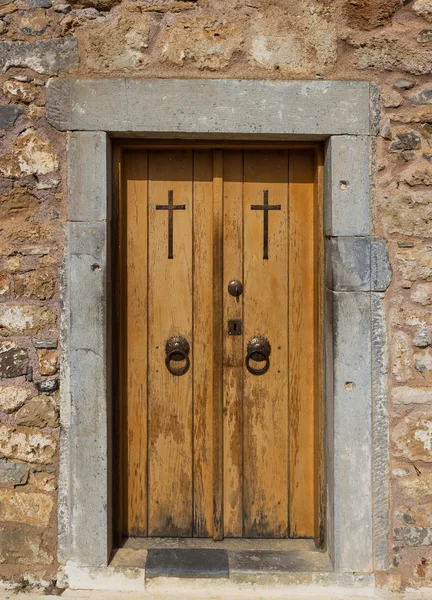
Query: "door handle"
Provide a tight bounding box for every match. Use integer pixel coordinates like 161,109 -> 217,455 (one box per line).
246,336 -> 271,375
165,336 -> 190,376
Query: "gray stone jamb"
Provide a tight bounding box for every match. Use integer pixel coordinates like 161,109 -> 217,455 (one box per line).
51,78 -> 390,575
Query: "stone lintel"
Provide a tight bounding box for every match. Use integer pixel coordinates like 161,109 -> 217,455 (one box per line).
46,79 -> 375,136
63,221 -> 111,567
324,136 -> 371,237
327,237 -> 392,292
331,291 -> 373,573
67,132 -> 110,222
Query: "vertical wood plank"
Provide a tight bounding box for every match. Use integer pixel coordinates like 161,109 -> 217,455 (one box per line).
193,150 -> 215,537
222,150 -> 244,538
243,150 -> 289,538
113,144 -> 124,543
148,150 -> 193,536
288,150 -> 317,538
212,149 -> 224,540
314,147 -> 325,548
123,151 -> 149,536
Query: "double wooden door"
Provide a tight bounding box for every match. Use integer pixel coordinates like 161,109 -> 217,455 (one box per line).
115,145 -> 322,541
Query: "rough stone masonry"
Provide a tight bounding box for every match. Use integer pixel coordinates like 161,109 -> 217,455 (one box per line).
0,0 -> 432,592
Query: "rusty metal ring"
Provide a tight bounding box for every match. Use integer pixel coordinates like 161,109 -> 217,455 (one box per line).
246,350 -> 270,375
165,349 -> 190,376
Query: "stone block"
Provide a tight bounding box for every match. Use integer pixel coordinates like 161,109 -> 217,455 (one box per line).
382,191 -> 432,237
371,292 -> 390,571
62,221 -> 111,566
331,291 -> 373,572
393,408 -> 432,462
355,36 -> 432,75
413,0 -> 432,21
3,80 -> 36,104
0,458 -> 29,485
0,425 -> 56,464
0,526 -> 53,564
0,39 -> 78,75
46,79 -> 374,135
0,490 -> 53,526
0,104 -> 22,130
411,89 -> 432,104
0,128 -> 58,178
0,348 -> 28,378
394,464 -> 432,501
37,349 -> 58,376
394,527 -> 432,546
65,564 -> 144,592
324,136 -> 371,236
390,132 -> 422,152
228,550 -> 331,578
391,331 -> 412,384
14,268 -> 55,300
392,386 -> 432,404
328,237 -> 391,292
15,396 -> 58,428
159,15 -> 242,70
146,548 -> 229,579
0,305 -> 56,334
249,7 -> 336,75
0,386 -> 31,413
67,132 -> 109,222
395,244 -> 432,283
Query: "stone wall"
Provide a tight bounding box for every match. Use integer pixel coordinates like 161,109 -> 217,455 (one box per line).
0,0 -> 431,590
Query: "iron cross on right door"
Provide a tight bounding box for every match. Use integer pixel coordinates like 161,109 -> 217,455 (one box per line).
117,146 -> 321,541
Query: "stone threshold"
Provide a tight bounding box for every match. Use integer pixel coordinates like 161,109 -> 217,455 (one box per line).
64,538 -> 375,592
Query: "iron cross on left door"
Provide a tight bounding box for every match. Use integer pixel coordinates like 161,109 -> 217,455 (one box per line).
156,190 -> 186,259
251,190 -> 281,260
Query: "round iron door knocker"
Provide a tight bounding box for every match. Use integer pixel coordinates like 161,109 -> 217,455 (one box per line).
246,336 -> 271,376
165,336 -> 190,376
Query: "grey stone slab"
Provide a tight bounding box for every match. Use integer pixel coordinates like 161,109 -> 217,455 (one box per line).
371,293 -> 390,570
328,237 -> 371,292
145,549 -> 229,579
324,136 -> 371,236
228,550 -> 332,575
230,570 -> 374,587
47,79 -> 374,135
331,291 -> 373,572
0,348 -> 28,378
371,238 -> 392,292
67,132 -> 110,222
328,237 -> 392,292
394,527 -> 432,546
0,458 -> 29,485
63,221 -> 111,567
0,104 -> 22,130
0,39 -> 78,75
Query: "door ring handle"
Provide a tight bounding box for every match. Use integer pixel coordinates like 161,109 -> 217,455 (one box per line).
165,349 -> 190,376
165,336 -> 190,376
246,349 -> 270,375
246,336 -> 271,376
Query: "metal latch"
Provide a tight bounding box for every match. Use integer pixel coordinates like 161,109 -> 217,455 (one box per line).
228,320 -> 242,336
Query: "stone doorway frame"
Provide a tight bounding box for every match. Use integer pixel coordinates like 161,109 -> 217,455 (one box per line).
46,78 -> 391,577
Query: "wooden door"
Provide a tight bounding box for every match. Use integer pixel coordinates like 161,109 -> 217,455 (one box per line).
115,146 -> 322,540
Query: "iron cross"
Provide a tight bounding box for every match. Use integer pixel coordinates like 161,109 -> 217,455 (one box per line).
251,190 -> 281,260
156,190 -> 186,259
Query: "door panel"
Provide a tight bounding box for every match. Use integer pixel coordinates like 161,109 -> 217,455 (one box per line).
193,150 -> 216,537
122,151 -> 148,536
242,151 -> 289,538
288,151 -> 317,537
117,146 -> 321,540
222,151 -> 244,538
147,150 -> 194,536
